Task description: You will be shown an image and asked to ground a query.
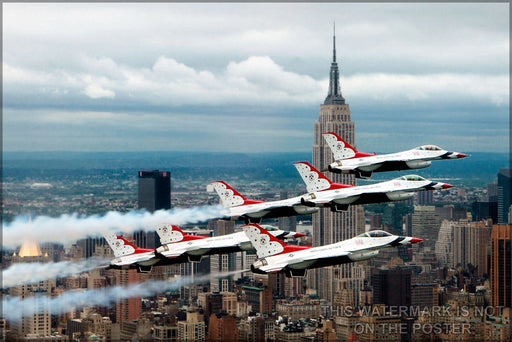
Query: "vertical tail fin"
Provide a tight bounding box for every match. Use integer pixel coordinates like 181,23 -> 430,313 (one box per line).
322,132 -> 357,160
242,224 -> 286,258
104,233 -> 138,258
293,161 -> 352,192
155,224 -> 186,245
207,181 -> 264,207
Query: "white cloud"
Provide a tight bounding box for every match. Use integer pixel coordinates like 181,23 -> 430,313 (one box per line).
2,3 -> 508,153
82,84 -> 115,99
344,73 -> 509,107
3,57 -> 508,109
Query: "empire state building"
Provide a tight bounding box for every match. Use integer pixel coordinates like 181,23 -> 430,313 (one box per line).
309,30 -> 365,304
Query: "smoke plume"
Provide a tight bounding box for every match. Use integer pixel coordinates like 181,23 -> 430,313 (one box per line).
2,270 -> 247,321
2,257 -> 109,288
3,205 -> 227,248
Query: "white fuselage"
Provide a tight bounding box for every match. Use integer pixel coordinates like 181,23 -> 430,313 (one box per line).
330,148 -> 458,174
253,235 -> 414,274
156,229 -> 296,259
110,251 -> 161,268
222,195 -> 318,221
302,178 -> 437,207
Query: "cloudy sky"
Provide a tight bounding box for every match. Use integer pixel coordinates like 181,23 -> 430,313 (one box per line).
3,3 -> 509,153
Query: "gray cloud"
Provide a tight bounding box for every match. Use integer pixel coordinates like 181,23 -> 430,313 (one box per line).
2,3 -> 509,153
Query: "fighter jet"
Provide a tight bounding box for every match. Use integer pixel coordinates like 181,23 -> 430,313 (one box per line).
294,161 -> 453,212
103,233 -> 186,273
244,223 -> 423,277
207,181 -> 318,223
323,132 -> 467,179
155,224 -> 305,261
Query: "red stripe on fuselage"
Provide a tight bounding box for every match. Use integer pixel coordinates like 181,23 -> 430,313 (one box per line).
354,152 -> 378,158
242,199 -> 266,205
281,245 -> 311,254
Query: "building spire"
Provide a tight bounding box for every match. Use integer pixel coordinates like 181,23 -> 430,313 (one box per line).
324,23 -> 345,105
333,22 -> 336,63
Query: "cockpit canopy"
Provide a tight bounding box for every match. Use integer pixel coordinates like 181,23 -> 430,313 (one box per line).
260,225 -> 278,231
415,145 -> 442,151
357,230 -> 393,238
395,175 -> 427,182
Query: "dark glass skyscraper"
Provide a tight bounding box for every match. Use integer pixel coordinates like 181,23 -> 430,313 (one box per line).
497,168 -> 511,224
137,170 -> 171,248
491,224 -> 512,307
371,267 -> 412,307
138,170 -> 171,212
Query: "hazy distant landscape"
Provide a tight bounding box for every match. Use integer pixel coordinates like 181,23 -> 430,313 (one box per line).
3,151 -> 509,187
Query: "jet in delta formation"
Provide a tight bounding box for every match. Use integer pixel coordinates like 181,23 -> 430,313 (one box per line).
103,224 -> 304,272
103,233 -> 189,273
244,223 -> 423,277
322,132 -> 467,179
207,181 -> 319,223
294,161 -> 453,212
155,224 -> 305,261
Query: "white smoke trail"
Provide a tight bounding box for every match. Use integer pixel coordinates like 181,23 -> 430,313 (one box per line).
2,257 -> 109,288
2,270 -> 248,321
3,205 -> 227,248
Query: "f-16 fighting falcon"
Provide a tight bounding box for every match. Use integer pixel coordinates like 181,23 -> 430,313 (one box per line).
244,223 -> 423,277
293,161 -> 453,212
156,225 -> 305,261
155,224 -> 305,261
103,233 -> 188,273
207,181 -> 318,223
323,132 -> 467,179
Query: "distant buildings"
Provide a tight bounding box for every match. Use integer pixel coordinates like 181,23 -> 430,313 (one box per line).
417,190 -> 433,205
208,220 -> 236,293
207,313 -> 238,342
177,311 -> 205,342
8,241 -> 56,341
491,224 -> 512,308
435,219 -> 490,277
472,169 -> 510,225
278,190 -> 297,232
371,267 -> 412,307
116,269 -> 143,327
411,205 -> 439,249
76,236 -> 105,259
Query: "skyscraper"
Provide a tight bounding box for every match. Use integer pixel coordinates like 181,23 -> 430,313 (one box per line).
310,27 -> 364,304
138,170 -> 171,212
208,220 -> 236,292
490,224 -> 512,308
77,236 -> 105,259
411,206 -> 440,250
137,170 -> 171,248
497,169 -> 511,224
115,269 -> 142,324
371,267 -> 412,307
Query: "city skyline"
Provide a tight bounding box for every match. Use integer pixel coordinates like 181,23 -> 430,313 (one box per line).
3,3 -> 509,154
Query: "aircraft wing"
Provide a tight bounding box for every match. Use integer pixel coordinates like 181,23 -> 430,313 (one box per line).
306,184 -> 390,204
260,263 -> 289,274
235,196 -> 303,214
260,196 -> 302,210
350,152 -> 423,167
300,250 -> 352,268
156,245 -> 189,259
